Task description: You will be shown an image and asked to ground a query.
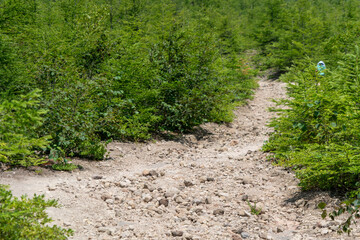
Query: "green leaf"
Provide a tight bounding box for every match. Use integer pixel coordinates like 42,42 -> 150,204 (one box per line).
318,202 -> 327,210
321,210 -> 327,219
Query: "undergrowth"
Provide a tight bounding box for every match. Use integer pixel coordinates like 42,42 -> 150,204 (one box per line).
264,46 -> 360,233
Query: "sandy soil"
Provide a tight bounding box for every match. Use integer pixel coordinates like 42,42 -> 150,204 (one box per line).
1,76 -> 359,240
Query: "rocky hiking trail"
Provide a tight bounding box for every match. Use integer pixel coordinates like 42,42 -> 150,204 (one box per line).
2,76 -> 360,240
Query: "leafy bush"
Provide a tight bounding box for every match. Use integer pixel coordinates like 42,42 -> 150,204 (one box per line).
264,47 -> 360,233
0,185 -> 73,240
1,0 -> 258,161
0,90 -> 50,167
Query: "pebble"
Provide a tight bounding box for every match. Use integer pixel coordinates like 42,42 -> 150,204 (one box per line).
241,232 -> 250,239
213,209 -> 225,216
175,196 -> 184,204
142,169 -> 158,177
118,181 -> 130,188
184,180 -> 194,187
320,228 -> 330,235
142,194 -> 153,203
101,193 -> 112,201
232,235 -> 242,240
159,198 -> 169,207
92,176 -> 103,180
232,228 -> 242,234
257,202 -> 266,214
149,170 -> 159,177
242,176 -> 252,185
171,230 -> 184,237
193,199 -> 203,205
143,183 -> 156,192
239,210 -> 250,217
165,187 -> 180,198
121,231 -> 132,238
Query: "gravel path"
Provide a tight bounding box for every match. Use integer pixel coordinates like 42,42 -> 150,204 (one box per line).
1,77 -> 359,240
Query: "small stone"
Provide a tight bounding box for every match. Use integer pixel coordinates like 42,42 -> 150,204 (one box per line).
184,234 -> 193,240
118,181 -> 130,188
241,195 -> 249,201
159,198 -> 169,207
175,196 -> 183,204
232,235 -> 242,240
259,232 -> 268,239
205,197 -> 212,204
48,187 -> 56,191
149,170 -> 159,177
171,230 -> 184,237
184,180 -> 194,187
320,228 -> 330,235
257,202 -> 266,214
206,177 -> 215,182
98,227 -> 113,235
238,210 -> 248,217
193,199 -> 204,205
101,193 -> 112,201
92,176 -> 103,180
242,176 -> 252,185
241,232 -> 250,239
115,210 -> 121,217
165,188 -> 180,198
266,235 -> 273,240
276,227 -> 284,233
213,209 -> 225,216
121,231 -> 132,238
142,194 -> 153,203
142,170 -> 150,176
144,183 -> 156,192
194,208 -> 203,215
128,200 -> 136,209
63,222 -> 71,227
199,177 -> 207,183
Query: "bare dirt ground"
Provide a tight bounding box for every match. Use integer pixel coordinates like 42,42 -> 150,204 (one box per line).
1,76 -> 360,240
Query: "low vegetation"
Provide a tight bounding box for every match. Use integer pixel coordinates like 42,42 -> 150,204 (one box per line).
2,0 -> 360,237
0,185 -> 73,239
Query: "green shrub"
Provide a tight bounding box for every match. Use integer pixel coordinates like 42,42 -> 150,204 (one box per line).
1,0 -> 258,160
0,89 -> 50,167
264,47 -> 360,233
0,185 -> 73,240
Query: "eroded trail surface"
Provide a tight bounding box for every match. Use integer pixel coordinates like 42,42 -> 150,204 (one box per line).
2,78 -> 359,240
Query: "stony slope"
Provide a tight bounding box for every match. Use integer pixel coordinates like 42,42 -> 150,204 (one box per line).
1,77 -> 359,240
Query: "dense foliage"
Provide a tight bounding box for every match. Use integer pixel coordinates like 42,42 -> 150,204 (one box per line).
0,89 -> 49,166
0,185 -> 73,239
0,0 -> 257,163
3,0 -> 360,235
258,0 -> 360,232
